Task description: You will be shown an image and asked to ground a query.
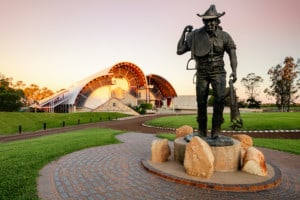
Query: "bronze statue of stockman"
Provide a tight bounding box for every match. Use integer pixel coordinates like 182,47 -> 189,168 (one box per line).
177,5 -> 238,140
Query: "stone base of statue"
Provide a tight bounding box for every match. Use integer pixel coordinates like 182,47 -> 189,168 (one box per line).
142,133 -> 281,191
184,134 -> 234,146
141,158 -> 281,192
175,135 -> 240,172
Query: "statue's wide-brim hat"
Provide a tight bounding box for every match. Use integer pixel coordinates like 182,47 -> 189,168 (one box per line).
197,4 -> 225,19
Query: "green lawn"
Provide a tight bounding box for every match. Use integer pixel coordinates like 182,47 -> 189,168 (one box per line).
0,128 -> 123,200
146,112 -> 300,130
0,112 -> 128,135
154,113 -> 300,155
252,138 -> 300,155
1,112 -> 300,199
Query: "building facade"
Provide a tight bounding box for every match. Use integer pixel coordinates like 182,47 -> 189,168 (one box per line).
37,62 -> 177,113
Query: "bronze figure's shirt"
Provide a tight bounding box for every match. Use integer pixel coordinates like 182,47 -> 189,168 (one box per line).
185,27 -> 236,74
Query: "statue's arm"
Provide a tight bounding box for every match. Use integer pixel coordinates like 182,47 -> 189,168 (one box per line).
176,25 -> 193,55
225,33 -> 237,82
228,49 -> 237,82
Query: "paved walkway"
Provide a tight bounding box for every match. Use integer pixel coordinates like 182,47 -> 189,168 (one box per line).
38,132 -> 300,200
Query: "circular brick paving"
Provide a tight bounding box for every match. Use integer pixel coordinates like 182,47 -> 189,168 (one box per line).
38,132 -> 300,200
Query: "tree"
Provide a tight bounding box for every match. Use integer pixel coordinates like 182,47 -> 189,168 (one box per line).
23,84 -> 54,105
241,73 -> 263,99
0,73 -> 55,109
264,57 -> 300,112
246,97 -> 262,109
0,74 -> 24,111
12,80 -> 26,90
241,73 -> 263,109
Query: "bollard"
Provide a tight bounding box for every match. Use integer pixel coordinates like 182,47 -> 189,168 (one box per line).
62,121 -> 65,127
43,123 -> 46,130
19,125 -> 22,134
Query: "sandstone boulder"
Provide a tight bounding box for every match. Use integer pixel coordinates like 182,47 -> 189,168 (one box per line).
242,147 -> 268,176
232,134 -> 253,149
175,125 -> 193,138
184,136 -> 214,178
151,139 -> 171,163
232,134 -> 253,165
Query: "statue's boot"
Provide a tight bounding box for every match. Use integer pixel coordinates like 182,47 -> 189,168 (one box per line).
197,120 -> 207,137
211,120 -> 221,139
211,128 -> 220,139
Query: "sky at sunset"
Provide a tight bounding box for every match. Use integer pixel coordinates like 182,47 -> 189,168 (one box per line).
1,0 -> 300,102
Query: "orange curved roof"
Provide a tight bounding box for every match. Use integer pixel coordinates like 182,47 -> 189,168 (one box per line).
147,74 -> 177,99
109,62 -> 147,89
38,61 -> 178,111
72,62 -> 177,107
75,62 -> 148,107
75,74 -> 113,107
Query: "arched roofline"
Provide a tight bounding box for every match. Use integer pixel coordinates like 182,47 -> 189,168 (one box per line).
37,62 -> 177,111
147,74 -> 177,98
108,62 -> 147,88
74,62 -> 147,107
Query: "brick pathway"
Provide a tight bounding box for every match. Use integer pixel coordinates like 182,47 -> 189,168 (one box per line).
38,132 -> 300,200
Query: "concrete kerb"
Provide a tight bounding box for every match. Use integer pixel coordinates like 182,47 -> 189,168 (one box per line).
141,123 -> 300,135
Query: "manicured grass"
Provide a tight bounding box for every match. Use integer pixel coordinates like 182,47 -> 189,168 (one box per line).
146,112 -> 300,130
0,128 -> 123,200
0,112 -> 128,135
156,133 -> 300,155
253,138 -> 300,155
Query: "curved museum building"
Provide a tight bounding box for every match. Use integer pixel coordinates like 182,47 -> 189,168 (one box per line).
38,61 -> 177,114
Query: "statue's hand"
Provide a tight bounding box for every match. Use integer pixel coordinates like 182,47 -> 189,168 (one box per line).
184,25 -> 193,33
230,72 -> 237,83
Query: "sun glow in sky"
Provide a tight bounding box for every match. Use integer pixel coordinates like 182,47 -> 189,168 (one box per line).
1,0 -> 300,102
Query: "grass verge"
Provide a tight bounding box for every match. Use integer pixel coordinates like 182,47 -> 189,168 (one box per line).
156,133 -> 300,155
252,138 -> 300,155
0,128 -> 123,200
146,112 -> 300,130
0,112 -> 128,135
